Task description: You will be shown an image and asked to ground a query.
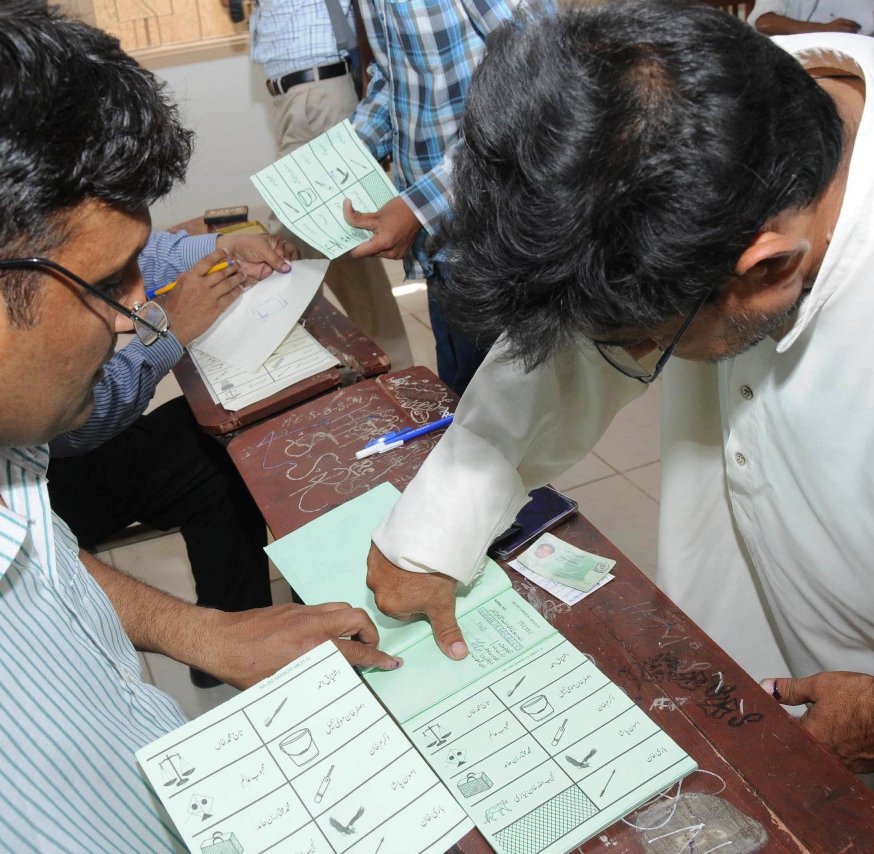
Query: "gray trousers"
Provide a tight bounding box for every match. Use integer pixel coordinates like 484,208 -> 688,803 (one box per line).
269,73 -> 413,370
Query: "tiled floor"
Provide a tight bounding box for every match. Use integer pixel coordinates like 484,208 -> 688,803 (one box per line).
98,259 -> 661,717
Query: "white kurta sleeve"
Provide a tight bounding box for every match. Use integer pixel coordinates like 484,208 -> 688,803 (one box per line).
372,338 -> 647,585
746,0 -> 791,28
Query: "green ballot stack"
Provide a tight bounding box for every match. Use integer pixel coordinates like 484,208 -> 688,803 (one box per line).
267,484 -> 697,854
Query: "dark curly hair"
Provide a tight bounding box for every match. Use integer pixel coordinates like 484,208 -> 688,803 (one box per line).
0,2 -> 193,323
435,0 -> 844,369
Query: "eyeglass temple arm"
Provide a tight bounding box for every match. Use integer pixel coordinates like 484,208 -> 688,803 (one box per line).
0,257 -> 166,337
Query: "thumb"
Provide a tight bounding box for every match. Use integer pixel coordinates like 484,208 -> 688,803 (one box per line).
760,675 -> 818,706
427,600 -> 468,661
256,239 -> 292,274
343,198 -> 379,231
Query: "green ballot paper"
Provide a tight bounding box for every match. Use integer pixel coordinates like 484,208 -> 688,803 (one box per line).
251,119 -> 399,260
267,485 -> 697,854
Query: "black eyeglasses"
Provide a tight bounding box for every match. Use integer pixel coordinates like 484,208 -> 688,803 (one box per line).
0,256 -> 169,346
594,286 -> 715,384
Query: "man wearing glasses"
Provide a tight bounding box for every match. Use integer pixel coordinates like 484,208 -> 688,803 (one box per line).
46,229 -> 298,689
0,7 -> 400,849
366,2 -> 874,776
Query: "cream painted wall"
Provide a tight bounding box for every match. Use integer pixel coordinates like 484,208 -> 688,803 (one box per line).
149,54 -> 278,232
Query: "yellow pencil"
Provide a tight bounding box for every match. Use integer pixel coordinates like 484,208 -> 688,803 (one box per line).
145,260 -> 232,299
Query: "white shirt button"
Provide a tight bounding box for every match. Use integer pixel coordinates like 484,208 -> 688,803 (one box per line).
741,385 -> 754,400
735,452 -> 747,466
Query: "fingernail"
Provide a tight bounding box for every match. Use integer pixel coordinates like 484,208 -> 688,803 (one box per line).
393,657 -> 403,670
759,678 -> 781,701
451,642 -> 468,659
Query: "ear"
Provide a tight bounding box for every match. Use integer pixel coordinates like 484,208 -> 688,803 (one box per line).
735,231 -> 810,286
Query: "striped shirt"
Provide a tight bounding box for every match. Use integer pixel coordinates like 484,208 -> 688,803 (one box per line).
0,446 -> 188,852
352,0 -> 520,279
250,0 -> 354,80
50,230 -> 215,458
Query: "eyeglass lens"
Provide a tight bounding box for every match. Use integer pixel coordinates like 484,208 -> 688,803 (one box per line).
132,301 -> 169,346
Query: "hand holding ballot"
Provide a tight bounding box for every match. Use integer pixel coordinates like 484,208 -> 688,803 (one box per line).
343,195 -> 423,261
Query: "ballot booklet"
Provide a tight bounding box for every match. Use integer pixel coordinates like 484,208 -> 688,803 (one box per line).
251,120 -> 398,261
268,484 -> 697,854
136,641 -> 472,854
189,324 -> 338,412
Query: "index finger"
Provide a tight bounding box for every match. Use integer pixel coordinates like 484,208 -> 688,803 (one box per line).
191,247 -> 230,274
335,639 -> 402,671
320,605 -> 381,647
348,235 -> 385,259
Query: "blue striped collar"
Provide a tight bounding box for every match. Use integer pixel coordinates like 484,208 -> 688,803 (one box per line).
0,445 -> 50,476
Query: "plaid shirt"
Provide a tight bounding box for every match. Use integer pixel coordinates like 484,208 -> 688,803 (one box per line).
352,0 -> 520,278
250,0 -> 353,80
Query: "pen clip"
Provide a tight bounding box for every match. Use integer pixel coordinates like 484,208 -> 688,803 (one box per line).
363,426 -> 413,449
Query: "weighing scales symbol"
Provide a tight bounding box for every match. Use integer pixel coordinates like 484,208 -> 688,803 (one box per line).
423,723 -> 451,747
160,753 -> 194,787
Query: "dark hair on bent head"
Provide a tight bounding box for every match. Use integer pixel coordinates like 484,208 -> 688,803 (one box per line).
435,0 -> 844,370
0,3 -> 193,324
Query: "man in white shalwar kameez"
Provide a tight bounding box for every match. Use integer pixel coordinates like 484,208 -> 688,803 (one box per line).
364,2 -> 874,774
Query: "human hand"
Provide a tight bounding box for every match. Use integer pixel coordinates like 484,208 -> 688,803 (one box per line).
204,601 -> 403,690
343,196 -> 422,260
162,248 -> 246,346
366,543 -> 468,660
215,232 -> 300,281
823,17 -> 862,32
761,671 -> 874,773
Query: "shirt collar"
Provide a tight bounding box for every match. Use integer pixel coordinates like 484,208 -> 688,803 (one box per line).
773,38 -> 873,352
0,446 -> 48,578
0,445 -> 49,477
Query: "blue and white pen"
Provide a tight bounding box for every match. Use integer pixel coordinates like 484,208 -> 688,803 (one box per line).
355,415 -> 454,459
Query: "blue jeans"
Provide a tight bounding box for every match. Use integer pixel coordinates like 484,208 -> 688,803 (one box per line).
427,266 -> 490,396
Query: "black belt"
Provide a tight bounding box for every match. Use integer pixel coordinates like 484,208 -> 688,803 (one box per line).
266,60 -> 351,96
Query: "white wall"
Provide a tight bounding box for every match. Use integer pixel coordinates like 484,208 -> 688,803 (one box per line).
149,54 -> 278,232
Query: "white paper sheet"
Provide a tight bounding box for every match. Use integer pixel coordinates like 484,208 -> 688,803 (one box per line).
136,642 -> 473,854
192,259 -> 329,373
189,325 -> 338,412
509,559 -> 614,606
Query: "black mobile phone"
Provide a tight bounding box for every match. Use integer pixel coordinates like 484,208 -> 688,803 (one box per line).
488,486 -> 578,560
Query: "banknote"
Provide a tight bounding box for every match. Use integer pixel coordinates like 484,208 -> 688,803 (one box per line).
517,532 -> 616,592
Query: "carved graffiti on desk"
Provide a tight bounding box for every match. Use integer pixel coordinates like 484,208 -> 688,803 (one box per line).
594,600 -> 765,728
643,652 -> 764,728
240,378 -> 453,514
383,374 -> 453,425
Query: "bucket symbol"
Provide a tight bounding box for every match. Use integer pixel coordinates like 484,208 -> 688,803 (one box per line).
520,694 -> 554,721
280,728 -> 319,766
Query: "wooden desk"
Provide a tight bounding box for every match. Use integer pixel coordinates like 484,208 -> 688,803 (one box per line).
174,293 -> 391,436
228,367 -> 874,853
